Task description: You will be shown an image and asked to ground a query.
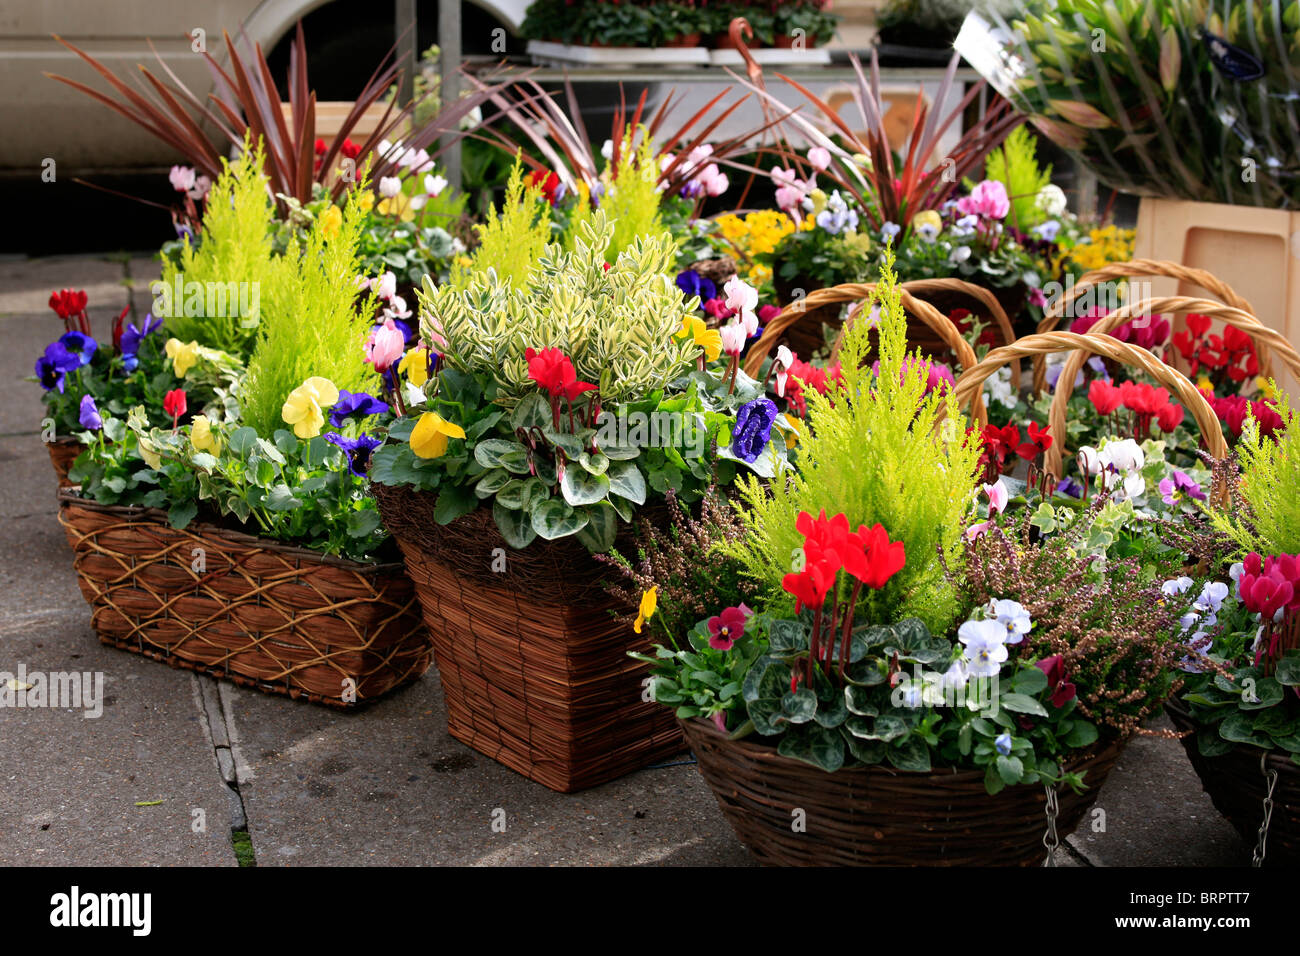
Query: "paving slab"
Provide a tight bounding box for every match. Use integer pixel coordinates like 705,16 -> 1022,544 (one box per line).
1066,716 -> 1250,867
226,674 -> 754,866
0,510 -> 237,866
0,255 -> 129,317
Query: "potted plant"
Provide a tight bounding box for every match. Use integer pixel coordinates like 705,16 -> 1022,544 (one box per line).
59,144 -> 429,708
1166,394 -> 1300,864
774,0 -> 837,48
628,258 -> 1211,864
368,200 -> 797,791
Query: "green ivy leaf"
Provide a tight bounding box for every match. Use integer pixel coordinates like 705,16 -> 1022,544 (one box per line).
167,500 -> 198,529
433,485 -> 477,524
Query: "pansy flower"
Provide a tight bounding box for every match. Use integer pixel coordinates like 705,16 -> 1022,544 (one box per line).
707,605 -> 750,651
324,433 -> 383,477
119,314 -> 163,371
58,331 -> 97,367
329,390 -> 389,428
731,397 -> 778,463
675,269 -> 716,304
78,394 -> 102,431
409,411 -> 465,459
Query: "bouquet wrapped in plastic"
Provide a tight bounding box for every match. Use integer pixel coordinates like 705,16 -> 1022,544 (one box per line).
956,0 -> 1300,209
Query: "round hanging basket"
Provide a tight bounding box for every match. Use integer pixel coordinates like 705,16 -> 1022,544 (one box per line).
371,483 -> 683,793
681,717 -> 1125,866
1166,700 -> 1300,866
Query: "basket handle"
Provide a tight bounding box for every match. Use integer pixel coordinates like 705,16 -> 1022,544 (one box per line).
1032,258 -> 1260,394
1050,298 -> 1300,454
743,282 -> 990,427
951,331 -> 1228,484
887,277 -> 1022,391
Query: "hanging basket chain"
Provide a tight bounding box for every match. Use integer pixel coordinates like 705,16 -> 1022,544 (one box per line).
1252,752 -> 1279,868
1042,783 -> 1061,867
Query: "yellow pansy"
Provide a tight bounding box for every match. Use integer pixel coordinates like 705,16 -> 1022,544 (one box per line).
842,231 -> 873,255
318,204 -> 343,240
165,338 -> 200,379
782,415 -> 802,448
1197,375 -> 1213,391
399,347 -> 430,387
190,415 -> 220,454
807,189 -> 828,216
677,315 -> 723,363
912,209 -> 942,233
634,586 -> 657,634
281,376 -> 340,440
410,411 -> 465,459
1257,376 -> 1277,401
377,192 -> 415,222
356,191 -> 375,214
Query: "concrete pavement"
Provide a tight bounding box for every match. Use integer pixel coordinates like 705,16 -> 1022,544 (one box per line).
0,253 -> 1252,866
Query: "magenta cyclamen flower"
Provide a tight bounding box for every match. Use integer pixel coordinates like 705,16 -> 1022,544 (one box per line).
364,319 -> 406,372
956,180 -> 1010,220
707,605 -> 751,651
1240,552 -> 1300,621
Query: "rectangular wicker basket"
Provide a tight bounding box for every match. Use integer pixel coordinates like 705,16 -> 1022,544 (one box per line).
375,485 -> 683,792
57,489 -> 431,708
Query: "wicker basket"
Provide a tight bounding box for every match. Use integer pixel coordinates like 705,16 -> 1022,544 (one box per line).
47,437 -> 83,487
372,484 -> 683,792
57,490 -> 431,708
1166,700 -> 1300,865
1032,258 -> 1262,395
681,717 -> 1125,866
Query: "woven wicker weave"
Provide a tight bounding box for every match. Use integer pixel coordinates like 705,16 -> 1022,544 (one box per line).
743,281 -> 994,427
682,718 -> 1124,866
949,331 -> 1228,483
1032,258 -> 1262,394
58,490 -> 431,708
46,437 -> 83,487
1166,701 -> 1300,865
373,484 -> 683,792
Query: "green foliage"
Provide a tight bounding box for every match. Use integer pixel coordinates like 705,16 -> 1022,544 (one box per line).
720,251 -> 983,633
452,158 -> 551,289
423,210 -> 696,408
1213,392 -> 1300,556
70,406 -> 389,562
239,188 -> 379,437
564,133 -> 672,263
980,125 -> 1053,231
161,140 -> 273,355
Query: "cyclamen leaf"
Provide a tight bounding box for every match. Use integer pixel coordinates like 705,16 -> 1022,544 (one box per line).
607,461 -> 647,505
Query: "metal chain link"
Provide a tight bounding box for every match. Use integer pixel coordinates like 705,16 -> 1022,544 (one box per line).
1043,783 -> 1060,867
1252,752 -> 1279,868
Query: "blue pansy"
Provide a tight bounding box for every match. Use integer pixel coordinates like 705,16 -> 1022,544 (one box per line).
120,314 -> 163,371
675,269 -> 716,304
731,397 -> 779,464
324,433 -> 383,477
59,331 -> 98,367
79,394 -> 103,430
329,390 -> 390,428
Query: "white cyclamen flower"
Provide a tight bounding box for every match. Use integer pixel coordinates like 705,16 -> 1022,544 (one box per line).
379,176 -> 403,199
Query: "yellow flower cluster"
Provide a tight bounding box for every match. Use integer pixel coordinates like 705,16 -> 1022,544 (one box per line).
715,210 -> 796,283
1068,225 -> 1136,273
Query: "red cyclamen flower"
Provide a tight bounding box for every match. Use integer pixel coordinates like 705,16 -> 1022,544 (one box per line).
163,388 -> 187,424
525,347 -> 596,401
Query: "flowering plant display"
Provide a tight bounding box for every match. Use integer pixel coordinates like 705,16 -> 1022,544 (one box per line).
31,291 -> 240,440
369,212 -> 795,552
634,260 -> 1209,790
67,138 -> 396,563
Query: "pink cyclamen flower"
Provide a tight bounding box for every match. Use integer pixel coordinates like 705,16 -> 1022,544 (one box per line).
698,164 -> 729,197
364,318 -> 406,372
807,146 -> 831,171
984,478 -> 1009,515
384,294 -> 412,321
372,271 -> 397,301
169,165 -> 196,193
957,180 -> 1011,220
187,175 -> 212,202
719,321 -> 747,357
724,277 -> 759,335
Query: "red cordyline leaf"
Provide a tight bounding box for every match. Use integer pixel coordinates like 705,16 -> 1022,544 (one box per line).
47,24 -> 506,211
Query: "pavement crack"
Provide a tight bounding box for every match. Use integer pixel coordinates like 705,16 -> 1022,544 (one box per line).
195,675 -> 257,867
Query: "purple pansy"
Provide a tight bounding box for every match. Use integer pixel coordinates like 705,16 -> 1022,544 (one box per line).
1159,469 -> 1206,505
675,270 -> 716,304
324,433 -> 383,477
58,331 -> 98,367
329,390 -> 390,428
79,394 -> 102,430
731,397 -> 778,464
119,314 -> 163,371
35,339 -> 83,392
1055,475 -> 1084,499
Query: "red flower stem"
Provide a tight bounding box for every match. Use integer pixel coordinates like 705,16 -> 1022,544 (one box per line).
826,591 -> 838,678
838,579 -> 863,682
807,604 -> 822,687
